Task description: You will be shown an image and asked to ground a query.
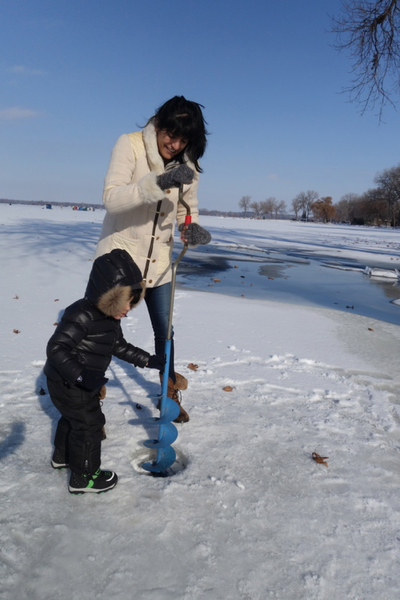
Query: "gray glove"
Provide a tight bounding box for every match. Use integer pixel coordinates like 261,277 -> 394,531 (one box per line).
178,222 -> 212,246
156,164 -> 194,190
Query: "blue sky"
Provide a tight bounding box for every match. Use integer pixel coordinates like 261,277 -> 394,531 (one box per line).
1,0 -> 399,212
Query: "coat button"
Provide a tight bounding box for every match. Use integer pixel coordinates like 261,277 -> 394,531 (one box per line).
166,190 -> 171,194
152,259 -> 156,263
160,212 -> 165,216
148,279 -> 153,284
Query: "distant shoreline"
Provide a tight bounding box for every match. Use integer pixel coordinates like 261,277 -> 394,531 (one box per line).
0,198 -> 104,209
0,198 -> 291,219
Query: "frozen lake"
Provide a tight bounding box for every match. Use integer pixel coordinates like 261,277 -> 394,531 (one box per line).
176,219 -> 400,326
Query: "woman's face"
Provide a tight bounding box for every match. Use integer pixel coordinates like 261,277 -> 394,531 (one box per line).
156,129 -> 189,161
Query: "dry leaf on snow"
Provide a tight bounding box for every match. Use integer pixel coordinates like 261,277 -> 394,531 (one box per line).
187,363 -> 198,371
223,386 -> 234,392
312,452 -> 329,467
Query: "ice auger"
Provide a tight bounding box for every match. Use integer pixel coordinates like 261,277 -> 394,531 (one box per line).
142,186 -> 191,474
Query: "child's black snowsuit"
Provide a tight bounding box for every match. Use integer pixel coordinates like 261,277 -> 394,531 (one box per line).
44,249 -> 150,477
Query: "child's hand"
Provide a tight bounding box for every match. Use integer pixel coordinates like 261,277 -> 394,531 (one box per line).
146,355 -> 165,371
77,371 -> 109,391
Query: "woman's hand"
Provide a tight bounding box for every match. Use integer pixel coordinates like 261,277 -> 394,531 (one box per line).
178,222 -> 212,246
156,165 -> 194,190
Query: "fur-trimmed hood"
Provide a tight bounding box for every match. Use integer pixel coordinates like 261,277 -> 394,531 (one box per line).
85,249 -> 144,317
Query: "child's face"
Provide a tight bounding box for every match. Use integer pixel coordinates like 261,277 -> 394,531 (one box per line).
113,297 -> 133,320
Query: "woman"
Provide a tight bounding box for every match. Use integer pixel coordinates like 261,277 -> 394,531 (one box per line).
95,96 -> 211,422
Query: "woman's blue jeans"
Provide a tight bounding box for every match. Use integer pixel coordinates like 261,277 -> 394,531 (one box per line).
144,283 -> 175,383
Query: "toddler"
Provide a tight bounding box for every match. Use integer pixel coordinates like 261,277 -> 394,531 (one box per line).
44,249 -> 163,494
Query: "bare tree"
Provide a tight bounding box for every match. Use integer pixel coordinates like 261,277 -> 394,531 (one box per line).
359,188 -> 389,223
294,190 -> 319,221
250,201 -> 261,218
335,192 -> 360,221
260,197 -> 275,219
291,196 -> 303,220
331,0 -> 400,117
238,195 -> 251,218
374,162 -> 400,225
273,200 -> 286,219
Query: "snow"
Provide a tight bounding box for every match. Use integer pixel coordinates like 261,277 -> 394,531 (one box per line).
1,204 -> 400,600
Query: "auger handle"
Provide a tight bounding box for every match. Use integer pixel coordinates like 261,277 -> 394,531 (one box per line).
179,184 -> 192,240
166,185 -> 191,339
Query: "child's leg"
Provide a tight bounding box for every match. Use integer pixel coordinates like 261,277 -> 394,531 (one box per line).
47,379 -> 105,475
52,416 -> 71,468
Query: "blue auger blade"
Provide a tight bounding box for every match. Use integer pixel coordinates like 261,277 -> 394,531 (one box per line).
143,422 -> 178,449
159,394 -> 181,422
142,445 -> 176,473
145,395 -> 180,424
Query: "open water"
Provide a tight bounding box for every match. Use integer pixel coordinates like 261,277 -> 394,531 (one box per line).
174,243 -> 400,326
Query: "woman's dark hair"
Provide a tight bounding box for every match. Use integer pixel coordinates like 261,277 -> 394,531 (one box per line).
151,96 -> 209,173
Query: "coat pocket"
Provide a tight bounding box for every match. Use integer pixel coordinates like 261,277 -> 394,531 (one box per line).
157,242 -> 173,276
110,231 -> 139,260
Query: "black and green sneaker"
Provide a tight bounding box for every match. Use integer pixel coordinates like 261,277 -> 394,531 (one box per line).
68,469 -> 118,494
51,448 -> 69,470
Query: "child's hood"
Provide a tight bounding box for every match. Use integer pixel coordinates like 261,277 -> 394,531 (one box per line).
85,249 -> 143,317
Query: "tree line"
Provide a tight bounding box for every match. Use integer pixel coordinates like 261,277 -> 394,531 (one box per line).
238,196 -> 287,220
238,162 -> 400,226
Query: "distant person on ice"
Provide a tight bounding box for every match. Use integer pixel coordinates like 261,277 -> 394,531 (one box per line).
95,96 -> 211,423
44,249 -> 164,494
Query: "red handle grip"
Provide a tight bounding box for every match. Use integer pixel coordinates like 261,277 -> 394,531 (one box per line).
180,215 -> 192,242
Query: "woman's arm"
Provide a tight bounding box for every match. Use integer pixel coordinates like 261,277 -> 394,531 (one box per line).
102,134 -> 165,215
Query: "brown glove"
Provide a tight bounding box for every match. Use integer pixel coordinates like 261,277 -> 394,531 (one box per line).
99,385 -> 107,401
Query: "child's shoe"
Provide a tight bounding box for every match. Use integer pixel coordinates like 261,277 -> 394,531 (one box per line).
68,469 -> 118,494
51,448 -> 69,469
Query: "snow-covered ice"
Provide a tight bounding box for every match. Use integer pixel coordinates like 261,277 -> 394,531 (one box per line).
364,267 -> 400,279
1,205 -> 400,600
